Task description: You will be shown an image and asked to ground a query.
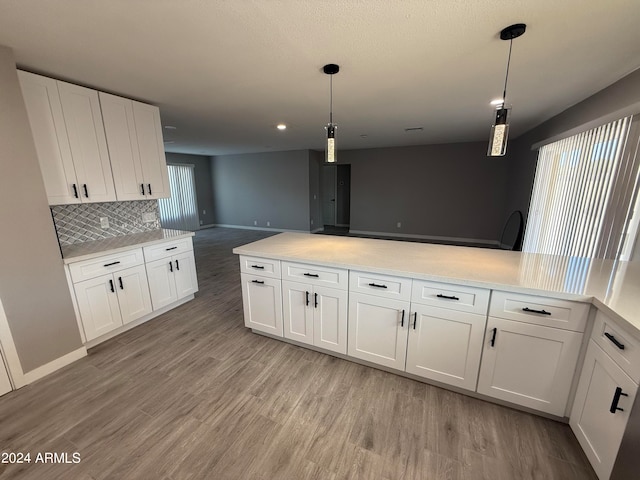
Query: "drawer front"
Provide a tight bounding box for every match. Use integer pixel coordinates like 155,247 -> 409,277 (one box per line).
282,261 -> 347,289
592,310 -> 640,383
69,248 -> 144,283
489,290 -> 589,332
349,271 -> 412,301
240,255 -> 281,279
411,280 -> 490,315
143,237 -> 193,263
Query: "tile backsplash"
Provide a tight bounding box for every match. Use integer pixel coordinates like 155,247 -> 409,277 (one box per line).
51,200 -> 161,246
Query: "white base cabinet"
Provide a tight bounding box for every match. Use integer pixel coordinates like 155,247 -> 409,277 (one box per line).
282,281 -> 347,354
477,317 -> 583,416
74,264 -> 152,342
348,293 -> 409,370
146,251 -> 198,310
406,304 -> 486,391
67,236 -> 197,345
241,273 -> 283,336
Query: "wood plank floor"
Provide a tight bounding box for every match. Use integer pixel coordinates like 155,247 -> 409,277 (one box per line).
0,227 -> 597,479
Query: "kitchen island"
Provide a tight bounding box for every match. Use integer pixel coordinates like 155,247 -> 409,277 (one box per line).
234,232 -> 640,480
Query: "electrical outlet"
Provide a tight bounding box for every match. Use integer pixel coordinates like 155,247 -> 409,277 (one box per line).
267,221 -> 270,227
202,209 -> 206,215
199,220 -> 203,225
311,219 -> 314,225
100,217 -> 109,229
254,220 -> 257,226
397,222 -> 402,228
142,212 -> 156,223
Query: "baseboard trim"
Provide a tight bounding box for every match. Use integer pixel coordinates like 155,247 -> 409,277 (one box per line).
348,230 -> 500,247
310,227 -> 323,233
20,346 -> 87,387
199,224 -> 217,229
214,224 -> 310,233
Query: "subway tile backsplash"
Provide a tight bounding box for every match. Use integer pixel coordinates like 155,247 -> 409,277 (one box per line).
51,200 -> 161,246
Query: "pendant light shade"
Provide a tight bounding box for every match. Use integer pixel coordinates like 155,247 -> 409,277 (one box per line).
488,23 -> 526,157
323,63 -> 339,163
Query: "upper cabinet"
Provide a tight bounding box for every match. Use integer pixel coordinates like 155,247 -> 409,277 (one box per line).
100,92 -> 170,200
18,71 -> 116,205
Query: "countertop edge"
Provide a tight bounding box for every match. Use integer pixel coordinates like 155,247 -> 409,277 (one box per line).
63,231 -> 195,264
232,244 -> 640,340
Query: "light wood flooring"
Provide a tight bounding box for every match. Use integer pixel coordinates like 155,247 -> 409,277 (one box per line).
0,227 -> 597,479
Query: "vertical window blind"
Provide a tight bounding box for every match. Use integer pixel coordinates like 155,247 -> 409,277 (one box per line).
158,164 -> 200,231
523,115 -> 640,259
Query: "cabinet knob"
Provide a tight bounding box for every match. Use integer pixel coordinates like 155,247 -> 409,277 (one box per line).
436,294 -> 459,301
147,184 -> 152,195
522,307 -> 551,315
72,184 -> 79,199
109,279 -> 115,293
604,332 -> 625,350
141,183 -> 146,195
118,277 -> 124,290
83,184 -> 89,198
490,327 -> 497,347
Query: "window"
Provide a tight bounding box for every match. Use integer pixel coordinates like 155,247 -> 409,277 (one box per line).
523,116 -> 640,259
158,164 -> 200,231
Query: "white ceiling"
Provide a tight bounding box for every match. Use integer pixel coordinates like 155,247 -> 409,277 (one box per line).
1,1 -> 639,156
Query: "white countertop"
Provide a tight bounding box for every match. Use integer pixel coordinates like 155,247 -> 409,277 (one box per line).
233,232 -> 640,338
62,229 -> 195,263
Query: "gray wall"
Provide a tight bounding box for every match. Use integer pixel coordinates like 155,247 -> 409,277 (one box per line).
211,150 -> 310,231
165,152 -> 215,226
0,45 -> 82,373
507,68 -> 640,225
340,142 -> 510,242
308,150 -> 323,231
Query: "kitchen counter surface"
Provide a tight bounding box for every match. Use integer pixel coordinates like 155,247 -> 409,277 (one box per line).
233,232 -> 640,338
62,229 -> 195,263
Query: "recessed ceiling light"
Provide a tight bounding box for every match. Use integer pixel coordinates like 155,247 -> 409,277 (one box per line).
164,125 -> 177,130
404,127 -> 423,133
276,124 -> 287,130
360,134 -> 368,138
490,98 -> 504,106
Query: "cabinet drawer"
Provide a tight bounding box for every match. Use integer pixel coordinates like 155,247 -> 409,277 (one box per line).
69,248 -> 144,283
349,271 -> 412,301
489,290 -> 589,332
411,280 -> 490,315
592,310 -> 640,383
239,256 -> 281,279
282,262 -> 347,289
143,238 -> 193,262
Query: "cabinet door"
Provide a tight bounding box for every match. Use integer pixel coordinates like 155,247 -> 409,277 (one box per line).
132,101 -> 170,199
348,293 -> 409,370
146,258 -> 178,310
406,304 -> 486,391
477,317 -> 583,416
115,265 -> 153,324
74,274 -> 123,341
173,251 -> 198,299
18,71 -> 79,205
57,81 -> 116,203
570,341 -> 637,480
282,280 -> 314,346
241,273 -> 283,337
314,286 -> 348,354
99,92 -> 145,201
0,354 -> 12,397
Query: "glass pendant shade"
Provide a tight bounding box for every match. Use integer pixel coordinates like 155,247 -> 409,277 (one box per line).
326,123 -> 337,163
488,106 -> 510,156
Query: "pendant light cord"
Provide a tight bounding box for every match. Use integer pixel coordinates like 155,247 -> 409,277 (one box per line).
329,74 -> 333,124
502,38 -> 513,105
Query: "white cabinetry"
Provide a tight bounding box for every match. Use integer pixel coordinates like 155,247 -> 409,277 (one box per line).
144,240 -> 198,310
348,292 -> 409,370
477,291 -> 587,416
239,255 -> 283,336
70,250 -> 152,341
282,262 -> 348,353
18,71 -> 115,205
99,92 -> 170,200
570,311 -> 640,480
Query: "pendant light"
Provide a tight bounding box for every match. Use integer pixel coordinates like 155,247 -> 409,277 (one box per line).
488,23 -> 526,157
323,63 -> 340,163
